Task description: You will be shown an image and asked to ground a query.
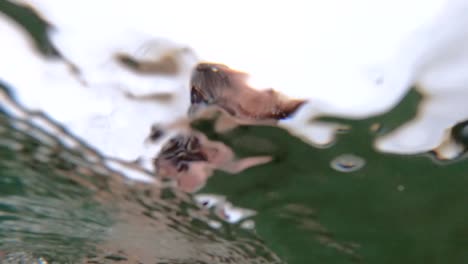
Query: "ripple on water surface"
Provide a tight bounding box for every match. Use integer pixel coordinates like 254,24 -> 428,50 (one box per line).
0,85 -> 282,263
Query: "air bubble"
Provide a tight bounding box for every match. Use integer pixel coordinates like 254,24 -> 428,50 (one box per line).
330,154 -> 365,173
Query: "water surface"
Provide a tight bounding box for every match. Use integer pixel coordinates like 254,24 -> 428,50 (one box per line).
1,3 -> 468,263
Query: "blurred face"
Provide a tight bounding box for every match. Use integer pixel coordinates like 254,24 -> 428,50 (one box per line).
175,163 -> 209,193
153,158 -> 186,179
153,134 -> 207,179
153,151 -> 209,193
188,62 -> 249,117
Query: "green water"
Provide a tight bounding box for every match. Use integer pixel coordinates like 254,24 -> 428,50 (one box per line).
194,90 -> 468,263
1,2 -> 468,263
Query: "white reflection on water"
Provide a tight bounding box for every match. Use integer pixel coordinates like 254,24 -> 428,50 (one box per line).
3,0 -> 468,161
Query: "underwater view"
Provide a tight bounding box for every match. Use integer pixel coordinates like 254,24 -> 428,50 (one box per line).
1,1 -> 468,263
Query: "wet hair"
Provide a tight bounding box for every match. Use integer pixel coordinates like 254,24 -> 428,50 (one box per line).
190,63 -> 248,105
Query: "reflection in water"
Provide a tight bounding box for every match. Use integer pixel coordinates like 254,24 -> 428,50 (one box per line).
154,130 -> 272,193
0,84 -> 282,263
3,2 -> 468,263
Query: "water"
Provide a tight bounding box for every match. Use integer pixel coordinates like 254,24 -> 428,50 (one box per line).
192,93 -> 468,263
2,2 -> 468,263
0,84 -> 281,263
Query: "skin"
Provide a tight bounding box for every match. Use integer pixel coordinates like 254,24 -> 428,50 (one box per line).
153,131 -> 272,193
189,62 -> 307,124
152,62 -> 308,136
149,62 -> 304,192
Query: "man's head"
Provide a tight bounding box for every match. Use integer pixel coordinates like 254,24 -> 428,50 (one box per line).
188,62 -> 306,121
153,134 -> 207,178
188,63 -> 249,117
